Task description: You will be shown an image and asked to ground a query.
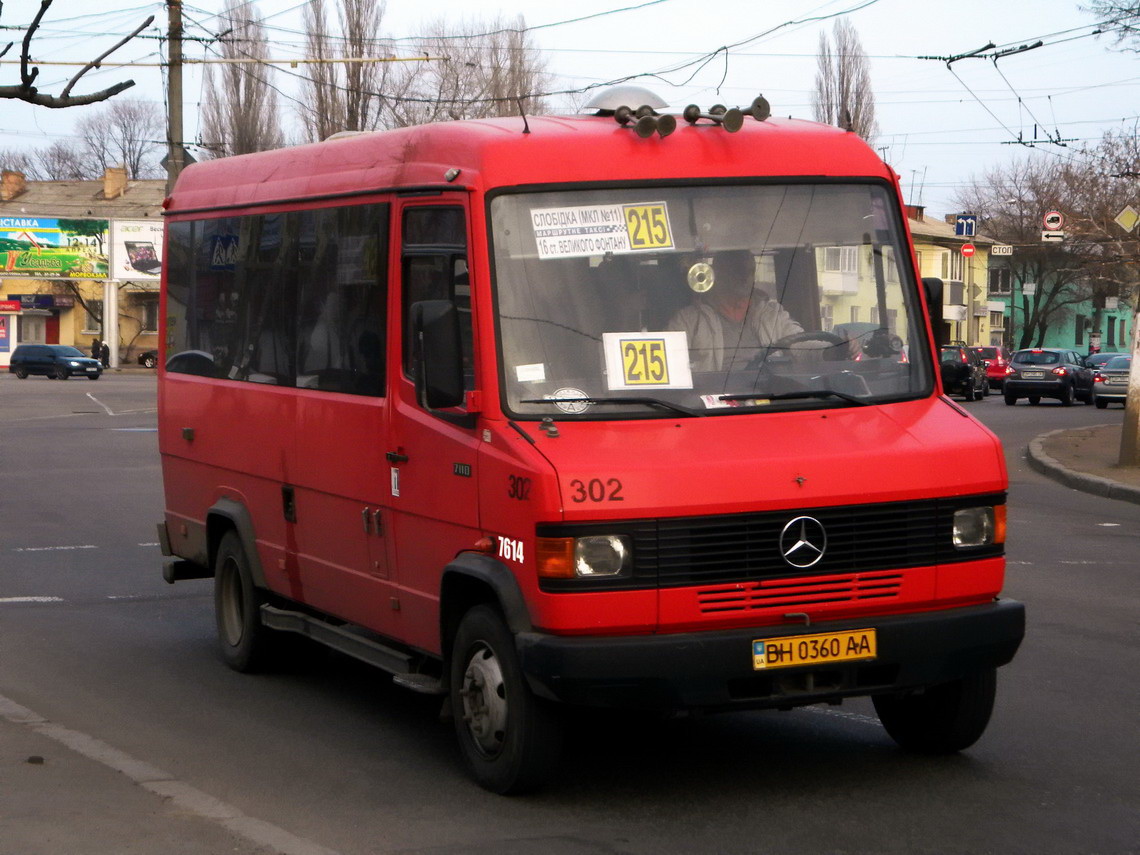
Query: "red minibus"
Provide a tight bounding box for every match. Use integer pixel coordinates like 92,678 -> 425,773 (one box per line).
157,88 -> 1023,793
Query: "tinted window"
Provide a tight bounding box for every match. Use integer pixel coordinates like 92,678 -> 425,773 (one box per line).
50,346 -> 85,357
1104,356 -> 1131,370
1014,350 -> 1059,365
166,204 -> 389,396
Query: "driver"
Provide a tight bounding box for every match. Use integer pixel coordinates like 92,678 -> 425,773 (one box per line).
667,249 -> 802,372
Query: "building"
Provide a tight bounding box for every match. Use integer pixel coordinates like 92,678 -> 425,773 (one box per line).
905,205 -> 1002,347
0,168 -> 165,367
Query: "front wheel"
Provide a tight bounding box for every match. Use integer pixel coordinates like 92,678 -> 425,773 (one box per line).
214,530 -> 274,672
87,373 -> 100,381
873,668 -> 997,753
450,605 -> 563,794
143,355 -> 157,369
54,366 -> 69,380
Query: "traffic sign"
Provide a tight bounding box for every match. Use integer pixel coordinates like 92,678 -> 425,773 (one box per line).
961,243 -> 976,257
1043,210 -> 1064,230
955,214 -> 977,237
992,244 -> 1014,255
1041,230 -> 1065,243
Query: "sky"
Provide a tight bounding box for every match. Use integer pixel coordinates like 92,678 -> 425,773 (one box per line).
0,0 -> 1137,217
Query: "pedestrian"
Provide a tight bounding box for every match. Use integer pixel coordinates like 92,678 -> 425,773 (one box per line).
91,337 -> 101,359
100,341 -> 110,367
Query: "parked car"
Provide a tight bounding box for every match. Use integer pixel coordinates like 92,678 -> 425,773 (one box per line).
7,344 -> 103,380
939,343 -> 988,401
1092,354 -> 1132,408
138,349 -> 158,369
971,345 -> 1012,390
1085,351 -> 1127,372
1003,347 -> 1094,406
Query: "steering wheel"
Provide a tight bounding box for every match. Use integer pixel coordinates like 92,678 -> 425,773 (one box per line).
770,330 -> 848,349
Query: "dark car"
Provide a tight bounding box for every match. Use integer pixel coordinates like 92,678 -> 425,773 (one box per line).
8,344 -> 103,380
1092,354 -> 1132,409
971,345 -> 1012,391
1085,351 -> 1126,372
939,344 -> 988,401
1003,347 -> 1094,406
138,349 -> 158,369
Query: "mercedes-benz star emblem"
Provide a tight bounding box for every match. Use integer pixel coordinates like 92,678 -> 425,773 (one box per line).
779,516 -> 827,568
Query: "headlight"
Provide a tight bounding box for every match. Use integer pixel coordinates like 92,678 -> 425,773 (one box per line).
536,534 -> 632,579
69,361 -> 81,367
953,507 -> 996,548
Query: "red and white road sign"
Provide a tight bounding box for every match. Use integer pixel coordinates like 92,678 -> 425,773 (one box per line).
961,243 -> 976,257
1043,210 -> 1064,230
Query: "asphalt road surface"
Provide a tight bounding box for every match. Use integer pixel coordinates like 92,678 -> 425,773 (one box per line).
1,374 -> 1136,854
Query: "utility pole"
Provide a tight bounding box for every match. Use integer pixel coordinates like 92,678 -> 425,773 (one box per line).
165,0 -> 185,196
1120,296 -> 1140,466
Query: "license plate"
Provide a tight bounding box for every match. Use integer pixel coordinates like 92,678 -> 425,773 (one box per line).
1107,377 -> 1126,385
752,629 -> 876,671
86,367 -> 98,372
1021,370 -> 1044,379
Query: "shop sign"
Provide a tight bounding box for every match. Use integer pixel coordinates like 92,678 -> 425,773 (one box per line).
0,299 -> 20,312
0,216 -> 109,279
110,219 -> 164,282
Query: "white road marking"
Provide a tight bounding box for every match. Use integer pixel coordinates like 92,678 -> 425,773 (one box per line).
13,544 -> 97,553
0,597 -> 64,603
85,392 -> 116,416
0,693 -> 341,855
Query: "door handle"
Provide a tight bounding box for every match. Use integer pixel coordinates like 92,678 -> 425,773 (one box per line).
386,450 -> 409,463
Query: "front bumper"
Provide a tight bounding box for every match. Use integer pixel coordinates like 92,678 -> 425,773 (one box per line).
517,599 -> 1024,711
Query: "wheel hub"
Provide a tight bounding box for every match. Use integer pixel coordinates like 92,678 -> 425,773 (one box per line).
459,644 -> 508,756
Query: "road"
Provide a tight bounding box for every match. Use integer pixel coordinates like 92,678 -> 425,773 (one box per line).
1,374 -> 1137,855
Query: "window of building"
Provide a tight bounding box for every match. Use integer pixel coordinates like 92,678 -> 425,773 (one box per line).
988,268 -> 1011,295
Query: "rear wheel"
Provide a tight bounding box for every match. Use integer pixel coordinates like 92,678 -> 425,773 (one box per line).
1060,384 -> 1075,406
214,530 -> 274,672
1004,392 -> 1017,406
873,668 -> 997,753
13,367 -> 28,379
964,381 -> 976,402
450,605 -> 563,794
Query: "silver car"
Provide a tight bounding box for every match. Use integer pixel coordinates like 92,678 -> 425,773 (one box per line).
1093,355 -> 1132,409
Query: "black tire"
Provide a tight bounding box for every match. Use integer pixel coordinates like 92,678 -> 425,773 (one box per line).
1004,392 -> 1017,406
981,379 -> 990,397
450,605 -> 563,794
1095,398 -> 1109,409
1028,396 -> 1041,405
143,355 -> 157,369
13,367 -> 28,379
963,380 -> 976,402
1060,383 -> 1074,407
214,530 -> 274,672
873,668 -> 997,754
54,366 -> 69,380
87,373 -> 100,380
1083,386 -> 1095,405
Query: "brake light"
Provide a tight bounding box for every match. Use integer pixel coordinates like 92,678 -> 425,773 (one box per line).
1052,367 -> 1068,377
1095,372 -> 1105,383
1005,366 -> 1014,376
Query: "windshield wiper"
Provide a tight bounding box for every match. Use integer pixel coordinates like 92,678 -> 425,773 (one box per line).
718,389 -> 869,406
521,396 -> 702,417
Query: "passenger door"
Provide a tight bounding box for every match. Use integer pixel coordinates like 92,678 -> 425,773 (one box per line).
385,199 -> 482,654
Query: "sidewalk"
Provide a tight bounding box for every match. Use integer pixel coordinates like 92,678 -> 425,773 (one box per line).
1027,421 -> 1140,505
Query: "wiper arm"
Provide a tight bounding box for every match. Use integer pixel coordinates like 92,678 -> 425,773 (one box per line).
521,396 -> 701,417
718,389 -> 869,406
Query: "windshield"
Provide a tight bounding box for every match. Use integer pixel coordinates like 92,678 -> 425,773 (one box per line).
490,183 -> 931,417
51,346 -> 85,357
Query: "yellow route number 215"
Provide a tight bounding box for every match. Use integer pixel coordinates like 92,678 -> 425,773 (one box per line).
623,203 -> 673,250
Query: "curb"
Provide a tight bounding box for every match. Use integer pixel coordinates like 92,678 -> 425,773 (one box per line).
1027,428 -> 1140,506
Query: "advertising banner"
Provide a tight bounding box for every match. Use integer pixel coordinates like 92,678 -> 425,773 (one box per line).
0,216 -> 109,279
110,219 -> 164,281
0,314 -> 9,352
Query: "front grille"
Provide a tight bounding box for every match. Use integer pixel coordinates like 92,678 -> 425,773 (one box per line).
538,494 -> 1003,592
696,571 -> 903,614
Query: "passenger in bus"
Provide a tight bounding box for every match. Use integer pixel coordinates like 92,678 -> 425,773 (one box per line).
667,249 -> 802,372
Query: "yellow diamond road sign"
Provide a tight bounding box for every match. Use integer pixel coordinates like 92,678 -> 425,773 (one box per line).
1114,205 -> 1139,233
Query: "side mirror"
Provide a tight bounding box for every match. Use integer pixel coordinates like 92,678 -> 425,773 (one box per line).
410,299 -> 465,410
921,277 -> 946,349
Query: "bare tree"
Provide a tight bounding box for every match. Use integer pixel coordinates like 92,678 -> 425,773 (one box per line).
385,15 -> 550,128
75,99 -> 163,178
0,0 -> 153,107
298,0 -> 391,142
0,146 -> 35,173
200,0 -> 284,157
811,19 -> 878,143
34,140 -> 92,179
1082,2 -> 1140,51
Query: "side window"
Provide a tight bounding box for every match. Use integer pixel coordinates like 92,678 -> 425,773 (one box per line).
401,206 -> 474,389
295,205 -> 389,396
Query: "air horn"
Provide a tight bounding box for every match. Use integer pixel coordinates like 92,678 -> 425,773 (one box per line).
682,103 -> 744,132
613,104 -> 677,139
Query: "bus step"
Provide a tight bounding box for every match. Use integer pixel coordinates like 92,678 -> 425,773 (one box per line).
260,604 -> 414,676
392,673 -> 446,695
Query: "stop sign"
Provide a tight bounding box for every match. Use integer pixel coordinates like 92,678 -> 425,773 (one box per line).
961,243 -> 976,257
